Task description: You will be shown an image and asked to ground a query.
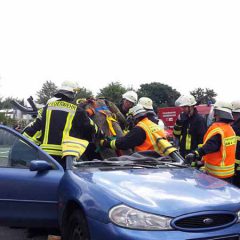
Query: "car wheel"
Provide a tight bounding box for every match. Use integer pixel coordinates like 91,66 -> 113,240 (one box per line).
63,209 -> 90,240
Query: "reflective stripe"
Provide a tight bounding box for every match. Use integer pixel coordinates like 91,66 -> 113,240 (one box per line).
110,139 -> 116,150
63,112 -> 75,141
236,159 -> 240,165
173,129 -> 181,136
224,136 -> 236,146
155,136 -> 177,156
138,121 -> 159,153
37,108 -> 43,119
236,136 -> 240,142
205,162 -> 235,178
47,106 -> 76,114
23,132 -> 41,145
62,136 -> 89,159
48,101 -> 77,111
198,143 -> 203,148
185,130 -> 191,150
173,124 -> 182,136
35,130 -> 42,139
43,109 -> 52,144
41,144 -> 62,150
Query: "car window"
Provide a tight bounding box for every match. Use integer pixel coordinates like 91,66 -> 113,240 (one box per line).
0,128 -> 39,168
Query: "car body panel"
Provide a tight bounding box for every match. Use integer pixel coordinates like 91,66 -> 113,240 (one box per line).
0,167 -> 63,227
72,168 -> 240,217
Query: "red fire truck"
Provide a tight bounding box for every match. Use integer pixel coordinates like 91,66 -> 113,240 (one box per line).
158,104 -> 212,139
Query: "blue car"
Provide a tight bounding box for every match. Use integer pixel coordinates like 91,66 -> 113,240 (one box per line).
0,125 -> 240,240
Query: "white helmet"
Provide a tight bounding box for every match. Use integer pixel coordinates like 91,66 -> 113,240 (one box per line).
122,91 -> 138,104
55,81 -> 79,99
214,100 -> 233,120
231,100 -> 240,113
175,94 -> 197,107
128,104 -> 147,119
60,80 -> 79,92
138,97 -> 153,110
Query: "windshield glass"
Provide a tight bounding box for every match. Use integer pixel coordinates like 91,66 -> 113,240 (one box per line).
68,151 -> 186,171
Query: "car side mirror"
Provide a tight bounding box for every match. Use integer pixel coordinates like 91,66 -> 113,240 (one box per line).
30,160 -> 53,172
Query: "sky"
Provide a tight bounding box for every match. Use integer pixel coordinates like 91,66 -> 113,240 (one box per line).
0,0 -> 239,103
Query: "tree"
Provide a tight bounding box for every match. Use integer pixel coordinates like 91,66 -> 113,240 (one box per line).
96,82 -> 127,104
36,80 -> 58,104
137,82 -> 180,109
74,87 -> 93,100
0,97 -> 24,110
190,88 -> 217,105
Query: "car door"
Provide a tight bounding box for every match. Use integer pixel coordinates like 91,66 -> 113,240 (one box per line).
0,126 -> 64,228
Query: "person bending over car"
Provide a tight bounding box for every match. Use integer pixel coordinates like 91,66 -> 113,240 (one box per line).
100,104 -> 167,154
23,80 -> 98,168
185,101 -> 236,183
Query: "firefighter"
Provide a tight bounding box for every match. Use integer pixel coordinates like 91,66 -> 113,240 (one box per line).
231,100 -> 240,187
100,104 -> 166,154
118,91 -> 138,130
185,101 -> 236,183
138,97 -> 165,129
23,80 -> 98,168
173,94 -> 207,158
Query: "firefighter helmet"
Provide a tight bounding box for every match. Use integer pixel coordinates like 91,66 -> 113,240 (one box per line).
54,81 -> 79,100
122,91 -> 138,104
214,101 -> 234,121
175,94 -> 197,107
128,104 -> 147,119
138,97 -> 153,110
231,100 -> 240,113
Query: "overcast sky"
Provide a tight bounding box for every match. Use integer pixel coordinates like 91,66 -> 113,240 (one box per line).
0,0 -> 239,102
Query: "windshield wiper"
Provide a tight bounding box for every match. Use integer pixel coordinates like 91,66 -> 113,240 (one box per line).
73,159 -> 187,169
74,160 -> 157,168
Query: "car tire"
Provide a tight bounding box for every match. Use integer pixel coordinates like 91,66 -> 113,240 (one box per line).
63,209 -> 90,240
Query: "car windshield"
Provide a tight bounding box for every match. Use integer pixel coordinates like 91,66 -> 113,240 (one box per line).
69,151 -> 187,171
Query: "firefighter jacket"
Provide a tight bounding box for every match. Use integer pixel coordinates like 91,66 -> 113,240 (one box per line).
201,122 -> 236,178
108,117 -> 166,154
146,111 -> 159,124
23,100 -> 97,160
173,109 -> 207,157
232,118 -> 240,170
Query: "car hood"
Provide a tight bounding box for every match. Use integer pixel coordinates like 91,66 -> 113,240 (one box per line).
74,167 -> 240,217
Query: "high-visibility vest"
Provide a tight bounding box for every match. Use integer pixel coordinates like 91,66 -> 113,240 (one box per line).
135,118 -> 166,154
40,101 -> 93,159
203,122 -> 236,178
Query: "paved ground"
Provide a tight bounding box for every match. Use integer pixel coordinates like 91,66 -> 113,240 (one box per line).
0,226 -> 52,240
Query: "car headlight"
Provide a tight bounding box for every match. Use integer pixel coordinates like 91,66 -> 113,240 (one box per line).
109,204 -> 173,230
237,210 -> 240,222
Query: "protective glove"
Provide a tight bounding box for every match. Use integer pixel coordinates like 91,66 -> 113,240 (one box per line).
185,153 -> 196,165
185,150 -> 200,165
